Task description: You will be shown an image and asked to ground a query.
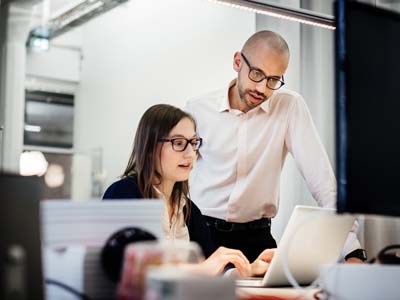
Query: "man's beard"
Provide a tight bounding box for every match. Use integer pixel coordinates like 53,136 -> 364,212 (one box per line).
238,82 -> 268,110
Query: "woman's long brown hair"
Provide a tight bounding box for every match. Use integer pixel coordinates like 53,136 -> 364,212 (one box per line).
123,104 -> 196,222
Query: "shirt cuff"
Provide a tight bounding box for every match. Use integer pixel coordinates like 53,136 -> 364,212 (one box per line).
340,231 -> 362,261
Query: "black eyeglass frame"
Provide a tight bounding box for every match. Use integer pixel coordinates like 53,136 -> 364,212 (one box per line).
158,137 -> 203,152
241,53 -> 285,90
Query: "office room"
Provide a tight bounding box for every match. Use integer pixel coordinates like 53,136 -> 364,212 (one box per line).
1,0 -> 400,299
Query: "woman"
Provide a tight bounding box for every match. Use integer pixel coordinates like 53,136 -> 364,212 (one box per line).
103,104 -> 273,276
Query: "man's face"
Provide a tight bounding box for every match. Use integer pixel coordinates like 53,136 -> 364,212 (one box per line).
234,46 -> 289,111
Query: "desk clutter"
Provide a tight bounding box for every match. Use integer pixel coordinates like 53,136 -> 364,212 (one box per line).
117,240 -> 203,299
3,187 -> 399,300
145,266 -> 235,300
319,264 -> 400,300
41,200 -> 164,299
44,246 -> 114,300
41,200 -> 238,300
44,241 -> 237,300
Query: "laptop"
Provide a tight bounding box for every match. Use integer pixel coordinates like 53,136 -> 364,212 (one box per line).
236,205 -> 355,287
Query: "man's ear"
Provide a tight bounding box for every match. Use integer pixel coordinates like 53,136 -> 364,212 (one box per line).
233,51 -> 241,72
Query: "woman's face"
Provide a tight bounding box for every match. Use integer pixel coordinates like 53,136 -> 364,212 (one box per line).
157,117 -> 197,185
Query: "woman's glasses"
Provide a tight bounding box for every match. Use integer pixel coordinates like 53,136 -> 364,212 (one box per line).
158,137 -> 203,152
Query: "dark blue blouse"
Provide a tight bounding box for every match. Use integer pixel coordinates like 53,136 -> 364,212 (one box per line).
103,176 -> 216,258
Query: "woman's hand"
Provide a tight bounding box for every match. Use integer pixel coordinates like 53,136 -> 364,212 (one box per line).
250,248 -> 276,276
197,246 -> 251,276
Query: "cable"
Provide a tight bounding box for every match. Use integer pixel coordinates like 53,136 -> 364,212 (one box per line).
369,244 -> 400,264
45,278 -> 92,300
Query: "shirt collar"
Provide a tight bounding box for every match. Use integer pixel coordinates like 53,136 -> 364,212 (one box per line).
152,185 -> 165,200
218,79 -> 271,114
218,79 -> 236,112
259,94 -> 272,113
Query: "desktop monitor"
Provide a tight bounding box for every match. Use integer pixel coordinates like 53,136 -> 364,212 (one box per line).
335,0 -> 400,216
0,174 -> 44,300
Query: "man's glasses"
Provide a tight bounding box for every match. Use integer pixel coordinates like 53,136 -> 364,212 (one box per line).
241,53 -> 285,90
158,137 -> 203,152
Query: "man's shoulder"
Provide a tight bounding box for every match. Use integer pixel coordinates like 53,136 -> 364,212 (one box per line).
273,88 -> 303,101
270,88 -> 306,109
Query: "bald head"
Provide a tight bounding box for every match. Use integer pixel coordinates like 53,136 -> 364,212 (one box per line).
242,30 -> 289,58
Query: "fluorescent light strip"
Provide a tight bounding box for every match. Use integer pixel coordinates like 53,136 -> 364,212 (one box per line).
208,0 -> 336,30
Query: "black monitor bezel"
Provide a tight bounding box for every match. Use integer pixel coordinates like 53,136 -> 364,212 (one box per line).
335,0 -> 400,216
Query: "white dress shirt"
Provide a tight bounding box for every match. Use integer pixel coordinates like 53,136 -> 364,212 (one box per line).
186,80 -> 360,254
186,80 -> 336,222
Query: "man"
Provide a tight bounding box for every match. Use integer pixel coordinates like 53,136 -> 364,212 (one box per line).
186,31 -> 366,263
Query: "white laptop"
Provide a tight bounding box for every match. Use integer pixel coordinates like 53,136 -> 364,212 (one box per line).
236,205 -> 355,287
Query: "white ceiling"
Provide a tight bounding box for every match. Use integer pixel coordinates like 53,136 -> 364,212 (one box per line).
4,0 -> 400,24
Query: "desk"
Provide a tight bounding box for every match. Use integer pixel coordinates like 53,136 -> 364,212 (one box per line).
45,246 -> 319,300
44,247 -> 400,300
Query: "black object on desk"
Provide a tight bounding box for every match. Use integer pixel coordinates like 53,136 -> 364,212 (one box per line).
101,227 -> 157,283
0,173 -> 44,300
370,244 -> 400,265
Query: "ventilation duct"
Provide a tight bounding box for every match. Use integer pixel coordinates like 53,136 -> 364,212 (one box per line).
28,0 -> 128,42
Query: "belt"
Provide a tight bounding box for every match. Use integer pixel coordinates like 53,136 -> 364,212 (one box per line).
204,215 -> 271,232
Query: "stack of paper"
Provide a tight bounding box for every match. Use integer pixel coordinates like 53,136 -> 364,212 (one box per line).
41,199 -> 164,247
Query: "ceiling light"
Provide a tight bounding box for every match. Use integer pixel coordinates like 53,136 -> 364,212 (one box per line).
20,151 -> 48,177
26,26 -> 51,51
208,0 -> 336,30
